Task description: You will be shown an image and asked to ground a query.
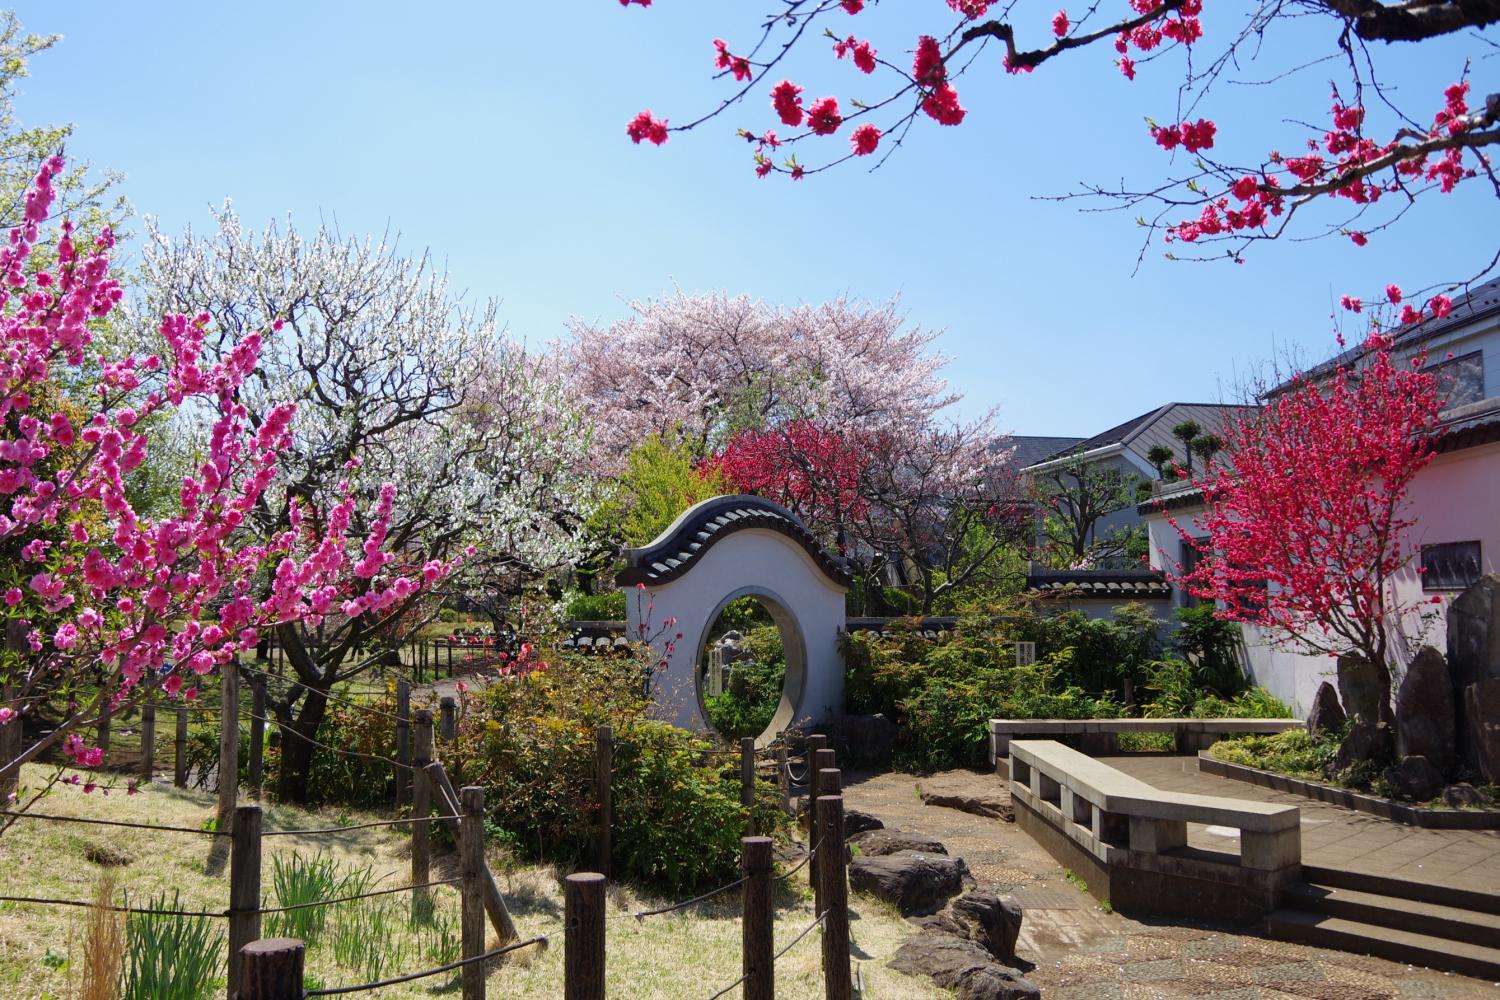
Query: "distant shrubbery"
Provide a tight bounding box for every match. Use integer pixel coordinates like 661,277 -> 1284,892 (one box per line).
703,624 -> 785,741
843,601 -> 1289,771
563,589 -> 628,622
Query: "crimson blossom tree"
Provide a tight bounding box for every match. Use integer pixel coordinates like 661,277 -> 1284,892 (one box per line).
0,158 -> 440,822
1169,335 -> 1443,723
618,1 -> 1497,302
711,419 -> 870,549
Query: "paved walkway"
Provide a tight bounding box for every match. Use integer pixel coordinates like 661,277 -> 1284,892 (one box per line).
1107,755 -> 1500,892
842,769 -> 1500,998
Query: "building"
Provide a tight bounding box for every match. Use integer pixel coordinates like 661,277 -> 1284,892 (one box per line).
1142,277 -> 1500,715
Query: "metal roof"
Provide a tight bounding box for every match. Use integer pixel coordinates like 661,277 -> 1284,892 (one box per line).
1007,435 -> 1086,468
1029,402 -> 1257,471
614,494 -> 853,588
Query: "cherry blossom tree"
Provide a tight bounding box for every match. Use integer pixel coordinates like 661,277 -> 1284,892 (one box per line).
561,290 -> 956,472
1169,335 -> 1443,723
617,2 -> 1498,299
0,158 -> 437,821
138,208 -> 598,801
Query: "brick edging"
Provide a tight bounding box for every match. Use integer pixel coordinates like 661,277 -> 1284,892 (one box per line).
1196,752 -> 1500,829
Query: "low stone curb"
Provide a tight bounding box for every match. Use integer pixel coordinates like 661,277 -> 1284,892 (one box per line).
1197,751 -> 1500,829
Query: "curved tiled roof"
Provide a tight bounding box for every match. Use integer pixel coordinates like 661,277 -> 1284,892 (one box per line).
614,495 -> 853,588
1026,568 -> 1172,599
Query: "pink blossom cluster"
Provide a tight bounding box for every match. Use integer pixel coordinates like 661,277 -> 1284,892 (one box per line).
0,158 -> 455,787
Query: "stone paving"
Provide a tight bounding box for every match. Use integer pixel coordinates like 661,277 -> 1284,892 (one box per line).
842,768 -> 1500,999
1107,755 -> 1500,892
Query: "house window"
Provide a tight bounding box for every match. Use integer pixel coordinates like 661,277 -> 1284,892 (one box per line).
1424,351 -> 1485,410
1179,542 -> 1202,608
1421,541 -> 1482,591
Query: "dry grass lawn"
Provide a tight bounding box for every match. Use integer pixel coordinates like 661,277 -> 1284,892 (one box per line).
0,763 -> 945,999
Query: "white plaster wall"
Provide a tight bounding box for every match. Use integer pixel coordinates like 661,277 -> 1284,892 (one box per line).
626,527 -> 848,737
1145,441 -> 1500,717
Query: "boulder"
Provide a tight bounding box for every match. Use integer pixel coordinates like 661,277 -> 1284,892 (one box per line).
832,713 -> 899,766
911,892 -> 1023,963
849,850 -> 971,916
845,809 -> 885,836
1463,679 -> 1500,784
1337,654 -> 1387,726
889,933 -> 1039,1000
1395,646 -> 1455,771
1334,719 -> 1393,773
1449,574 -> 1500,692
918,775 -> 1014,821
850,829 -> 948,856
1307,681 -> 1347,737
1441,783 -> 1490,809
1382,755 -> 1444,802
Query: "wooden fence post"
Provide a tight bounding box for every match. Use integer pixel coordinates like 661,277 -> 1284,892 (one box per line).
813,763 -> 840,917
447,641 -> 454,678
0,684 -> 18,804
425,761 -> 520,944
240,938 -> 303,1000
774,746 -> 791,815
412,710 -> 434,920
740,737 -> 756,835
594,725 -> 612,877
564,873 -> 606,1000
174,706 -> 188,788
818,794 -> 852,1000
440,696 -> 457,742
461,785 -> 487,1000
742,836 -> 774,1000
395,679 -> 411,812
139,699 -> 156,783
228,803 -> 264,1000
248,678 -> 266,800
217,666 -> 241,833
810,745 -> 835,911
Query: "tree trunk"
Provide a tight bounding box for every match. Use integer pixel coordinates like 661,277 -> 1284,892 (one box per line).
274,690 -> 329,804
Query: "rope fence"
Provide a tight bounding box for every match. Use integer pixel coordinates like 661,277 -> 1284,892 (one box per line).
301,935 -> 549,996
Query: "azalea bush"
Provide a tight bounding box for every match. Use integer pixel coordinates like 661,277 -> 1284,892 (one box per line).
446,653 -> 787,892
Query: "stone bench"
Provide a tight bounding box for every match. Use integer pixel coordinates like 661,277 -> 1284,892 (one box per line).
1009,739 -> 1301,921
989,717 -> 1304,764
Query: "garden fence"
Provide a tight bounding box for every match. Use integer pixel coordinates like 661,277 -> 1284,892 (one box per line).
2,680 -> 853,999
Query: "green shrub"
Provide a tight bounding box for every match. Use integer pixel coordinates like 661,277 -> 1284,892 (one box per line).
1170,604 -> 1245,694
265,853 -> 375,947
564,590 -> 627,622
1207,727 -> 1341,780
263,690 -> 398,809
704,624 -> 786,740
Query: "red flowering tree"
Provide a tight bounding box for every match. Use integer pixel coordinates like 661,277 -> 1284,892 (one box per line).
617,2 -> 1497,300
712,420 -> 870,548
1170,336 -> 1444,723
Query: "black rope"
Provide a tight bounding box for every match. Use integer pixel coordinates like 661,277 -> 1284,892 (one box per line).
251,877 -> 460,915
0,810 -> 231,838
0,894 -> 227,918
304,935 -> 548,995
704,968 -> 752,1000
263,814 -> 461,837
622,876 -> 749,921
774,910 -> 827,960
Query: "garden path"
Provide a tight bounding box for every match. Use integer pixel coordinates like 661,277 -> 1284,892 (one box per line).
841,768 -> 1500,998
1109,755 -> 1500,893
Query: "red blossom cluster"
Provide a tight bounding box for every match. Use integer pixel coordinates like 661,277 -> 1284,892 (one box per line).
713,38 -> 752,81
710,421 -> 871,535
1114,0 -> 1202,78
832,34 -> 877,74
626,109 -> 669,145
1170,338 -> 1443,671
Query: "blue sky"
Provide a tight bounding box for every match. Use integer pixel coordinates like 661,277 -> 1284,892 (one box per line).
9,2 -> 1493,435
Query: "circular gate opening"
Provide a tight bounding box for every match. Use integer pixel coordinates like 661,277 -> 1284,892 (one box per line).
697,593 -> 805,747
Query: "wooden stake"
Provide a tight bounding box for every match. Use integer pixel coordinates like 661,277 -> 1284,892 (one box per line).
412,709 -> 433,920
395,679 -> 411,811
239,938 -> 303,1000
174,706 -> 188,788
740,737 -> 756,835
440,695 -> 457,742
818,794 -> 852,1000
227,804 -> 264,999
461,785 -> 487,1000
742,836 -> 774,1000
216,666 -> 240,833
564,873 -> 606,1000
248,678 -> 266,800
139,699 -> 156,783
594,725 -> 612,877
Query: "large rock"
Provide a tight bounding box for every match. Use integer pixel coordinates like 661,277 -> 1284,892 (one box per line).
1337,654 -> 1387,726
1449,574 -> 1500,691
1463,679 -> 1500,783
1442,783 -> 1490,808
888,933 -> 1039,999
833,713 -> 899,766
911,892 -> 1023,963
795,797 -> 883,837
850,829 -> 948,856
917,775 -> 1013,821
1307,681 -> 1347,736
1382,755 -> 1444,802
1334,719 -> 1393,773
849,850 -> 971,916
1395,646 -> 1455,771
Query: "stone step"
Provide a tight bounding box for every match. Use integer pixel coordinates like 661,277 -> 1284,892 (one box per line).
1265,910 -> 1500,981
1302,864 -> 1500,916
1283,881 -> 1500,949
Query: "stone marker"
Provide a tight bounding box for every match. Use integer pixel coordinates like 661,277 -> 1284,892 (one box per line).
1307,681 -> 1346,736
1395,646 -> 1455,771
1337,653 -> 1386,726
1449,574 -> 1500,691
